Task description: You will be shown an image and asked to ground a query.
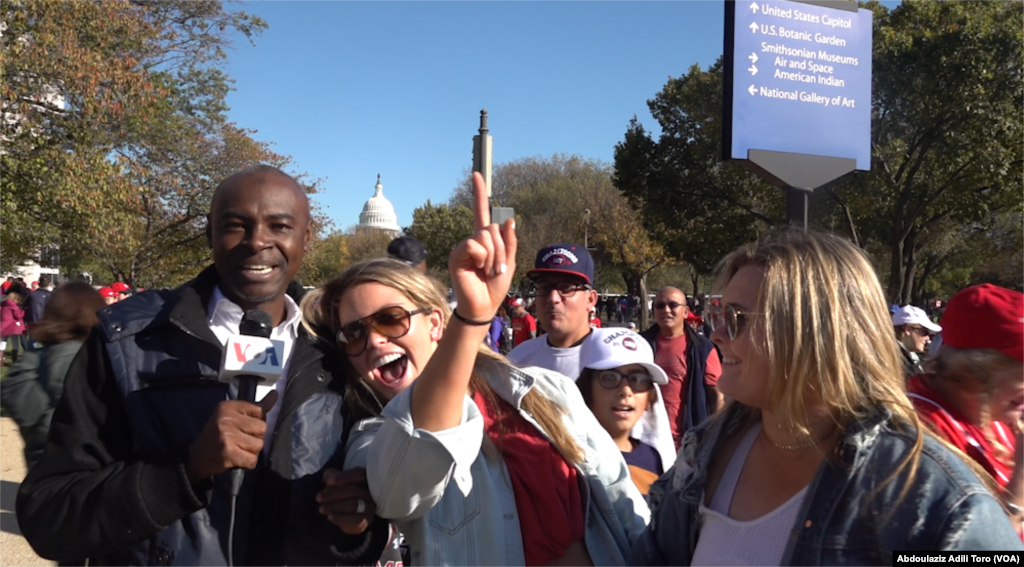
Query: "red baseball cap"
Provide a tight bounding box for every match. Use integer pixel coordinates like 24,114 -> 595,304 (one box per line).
110,282 -> 130,293
98,287 -> 117,299
940,284 -> 1024,362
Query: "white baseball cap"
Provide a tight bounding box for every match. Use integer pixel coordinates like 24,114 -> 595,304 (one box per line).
892,305 -> 942,334
579,328 -> 668,385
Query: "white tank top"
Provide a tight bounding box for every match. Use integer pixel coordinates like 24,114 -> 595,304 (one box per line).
690,423 -> 808,566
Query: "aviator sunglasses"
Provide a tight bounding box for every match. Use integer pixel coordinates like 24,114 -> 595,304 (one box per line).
712,304 -> 761,340
594,369 -> 655,392
337,306 -> 430,356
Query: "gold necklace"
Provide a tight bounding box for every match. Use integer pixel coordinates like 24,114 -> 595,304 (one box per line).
763,429 -> 814,450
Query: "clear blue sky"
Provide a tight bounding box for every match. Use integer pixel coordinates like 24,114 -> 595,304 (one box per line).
223,1 -> 725,230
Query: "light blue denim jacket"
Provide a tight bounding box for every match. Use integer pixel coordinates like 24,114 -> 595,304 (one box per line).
631,404 -> 1023,566
344,361 -> 650,566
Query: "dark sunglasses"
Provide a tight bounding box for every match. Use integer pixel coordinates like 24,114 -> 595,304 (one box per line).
712,304 -> 760,340
534,281 -> 591,298
654,301 -> 684,311
337,306 -> 429,356
595,369 -> 655,392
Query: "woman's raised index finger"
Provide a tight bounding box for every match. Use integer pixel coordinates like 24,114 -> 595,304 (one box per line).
472,171 -> 490,230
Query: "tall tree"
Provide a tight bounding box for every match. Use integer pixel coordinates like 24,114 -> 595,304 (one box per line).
612,65 -> 780,282
85,123 -> 310,288
848,0 -> 1023,303
450,156 -> 609,288
298,229 -> 348,287
0,0 -> 317,289
405,200 -> 475,284
343,229 -> 393,267
614,0 -> 1023,302
450,155 -> 666,315
581,180 -> 667,330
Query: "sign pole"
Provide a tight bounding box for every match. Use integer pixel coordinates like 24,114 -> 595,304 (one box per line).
785,186 -> 811,229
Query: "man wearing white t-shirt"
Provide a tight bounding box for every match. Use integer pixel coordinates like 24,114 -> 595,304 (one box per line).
508,243 -> 597,378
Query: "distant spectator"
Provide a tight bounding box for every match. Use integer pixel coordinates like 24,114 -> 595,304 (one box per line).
2,276 -> 14,294
110,281 -> 132,301
25,276 -> 54,328
508,298 -> 536,347
907,284 -> 1023,531
98,286 -> 118,305
640,286 -> 722,449
1,289 -> 27,364
892,305 -> 941,377
8,280 -> 30,302
1,282 -> 105,468
387,236 -> 428,273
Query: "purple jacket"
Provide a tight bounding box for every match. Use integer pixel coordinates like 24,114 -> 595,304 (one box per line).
1,299 -> 26,337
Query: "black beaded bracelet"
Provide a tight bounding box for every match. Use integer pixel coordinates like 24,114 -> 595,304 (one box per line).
452,309 -> 493,326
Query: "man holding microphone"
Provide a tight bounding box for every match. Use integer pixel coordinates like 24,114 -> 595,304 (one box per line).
17,166 -> 391,566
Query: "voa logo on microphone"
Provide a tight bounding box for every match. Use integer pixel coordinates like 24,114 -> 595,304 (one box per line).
232,341 -> 281,368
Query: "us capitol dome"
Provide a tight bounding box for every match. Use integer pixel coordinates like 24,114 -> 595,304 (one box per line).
356,174 -> 400,236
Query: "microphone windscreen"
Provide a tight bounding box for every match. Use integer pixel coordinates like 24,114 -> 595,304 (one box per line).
240,309 -> 273,338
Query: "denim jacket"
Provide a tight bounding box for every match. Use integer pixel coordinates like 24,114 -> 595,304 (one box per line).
631,404 -> 1022,566
345,361 -> 650,565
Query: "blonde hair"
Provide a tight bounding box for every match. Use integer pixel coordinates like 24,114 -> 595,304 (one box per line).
300,258 -> 585,463
714,230 -> 925,491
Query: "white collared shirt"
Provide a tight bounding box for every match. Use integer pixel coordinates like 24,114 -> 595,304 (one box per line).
207,286 -> 301,452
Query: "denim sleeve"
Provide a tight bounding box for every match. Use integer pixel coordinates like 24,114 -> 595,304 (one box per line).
937,492 -> 1024,551
362,383 -> 483,522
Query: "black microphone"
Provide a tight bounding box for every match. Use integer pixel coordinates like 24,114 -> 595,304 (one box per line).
219,309 -> 281,498
235,310 -> 274,402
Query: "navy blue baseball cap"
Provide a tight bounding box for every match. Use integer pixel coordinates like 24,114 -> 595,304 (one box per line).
527,243 -> 593,285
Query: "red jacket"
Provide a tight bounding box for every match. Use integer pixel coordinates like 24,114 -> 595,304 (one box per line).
0,299 -> 26,337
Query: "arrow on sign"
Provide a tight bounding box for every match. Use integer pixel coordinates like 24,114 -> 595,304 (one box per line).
749,22 -> 759,33
750,2 -> 759,13
749,65 -> 758,76
749,53 -> 758,63
748,85 -> 757,96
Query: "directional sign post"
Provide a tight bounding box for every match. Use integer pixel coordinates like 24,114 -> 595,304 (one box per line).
723,0 -> 872,228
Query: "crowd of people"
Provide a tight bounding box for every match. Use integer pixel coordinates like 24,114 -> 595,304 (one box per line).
3,165 -> 1021,566
0,276 -> 139,365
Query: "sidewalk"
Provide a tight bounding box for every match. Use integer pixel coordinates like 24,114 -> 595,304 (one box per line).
0,417 -> 52,566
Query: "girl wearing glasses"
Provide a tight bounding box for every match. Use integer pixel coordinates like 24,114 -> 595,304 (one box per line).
632,230 -> 1020,566
301,173 -> 648,566
576,328 -> 668,500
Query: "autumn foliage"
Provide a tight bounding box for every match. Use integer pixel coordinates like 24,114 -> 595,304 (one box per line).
2,0 -> 317,288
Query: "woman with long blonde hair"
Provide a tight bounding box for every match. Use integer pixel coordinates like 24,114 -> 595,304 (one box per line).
304,174 -> 648,566
632,230 -> 1020,566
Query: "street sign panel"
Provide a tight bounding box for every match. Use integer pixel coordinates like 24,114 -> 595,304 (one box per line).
724,0 -> 872,170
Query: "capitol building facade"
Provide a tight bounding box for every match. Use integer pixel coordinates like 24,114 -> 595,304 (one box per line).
356,174 -> 401,237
